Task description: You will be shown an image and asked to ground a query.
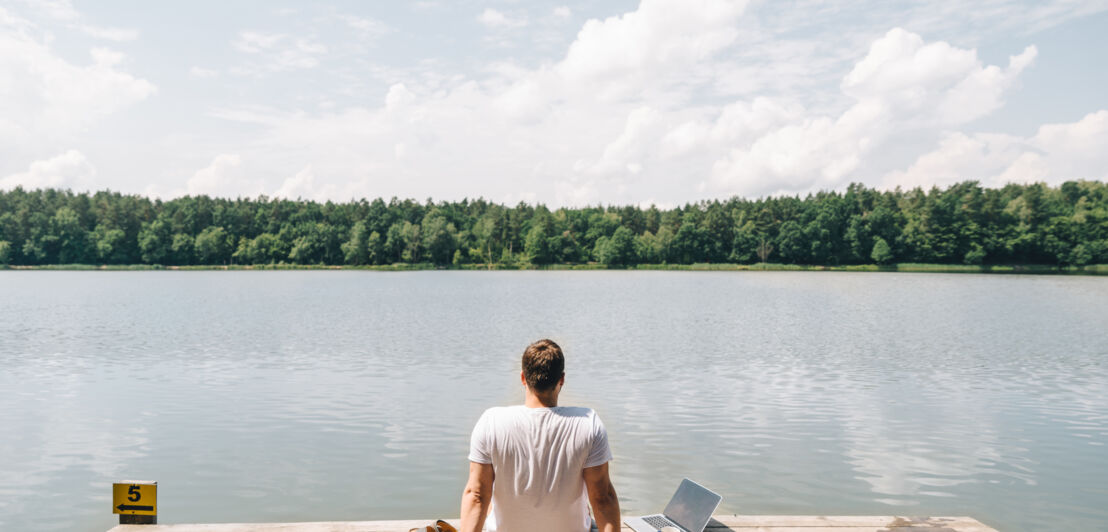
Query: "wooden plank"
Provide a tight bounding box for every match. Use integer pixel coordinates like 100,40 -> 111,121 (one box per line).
106,515 -> 998,532
709,515 -> 991,527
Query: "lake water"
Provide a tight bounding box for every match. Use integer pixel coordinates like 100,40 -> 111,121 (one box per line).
1,270 -> 1106,531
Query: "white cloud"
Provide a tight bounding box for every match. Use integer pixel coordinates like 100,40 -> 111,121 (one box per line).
274,164 -> 375,202
185,154 -> 265,198
478,8 -> 527,29
556,0 -> 746,99
0,150 -> 96,190
196,5 -> 1059,205
233,31 -> 284,53
338,14 -> 389,38
274,165 -> 318,200
1034,109 -> 1108,174
842,28 -> 1037,126
385,83 -> 415,110
128,1 -> 1099,207
189,66 -> 218,78
553,6 -> 572,19
579,107 -> 662,177
885,110 -> 1108,189
661,97 -> 805,159
15,0 -> 137,41
0,12 -> 156,144
231,31 -> 328,72
22,0 -> 80,21
80,24 -> 138,41
707,27 -> 1038,197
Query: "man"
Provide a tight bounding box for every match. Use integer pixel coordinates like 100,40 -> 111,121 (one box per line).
460,339 -> 621,532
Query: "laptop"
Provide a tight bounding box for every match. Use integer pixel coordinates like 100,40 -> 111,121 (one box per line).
624,478 -> 722,532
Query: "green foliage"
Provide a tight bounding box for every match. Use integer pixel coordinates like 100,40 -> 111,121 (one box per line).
1,181 -> 1107,268
236,232 -> 287,264
398,221 -> 421,263
963,244 -> 986,265
93,224 -> 128,264
870,237 -> 894,264
421,212 -> 457,265
525,223 -> 554,264
51,207 -> 87,263
636,227 -> 673,264
171,233 -> 195,265
341,222 -> 372,265
597,226 -> 637,266
195,226 -> 232,264
138,219 -> 171,264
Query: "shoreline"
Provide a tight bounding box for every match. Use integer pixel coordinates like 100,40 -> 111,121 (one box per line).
4,262 -> 1107,275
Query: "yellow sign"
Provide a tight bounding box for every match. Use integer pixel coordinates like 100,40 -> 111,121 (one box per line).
113,481 -> 157,515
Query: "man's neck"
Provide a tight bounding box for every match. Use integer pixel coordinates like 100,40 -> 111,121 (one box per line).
524,390 -> 558,408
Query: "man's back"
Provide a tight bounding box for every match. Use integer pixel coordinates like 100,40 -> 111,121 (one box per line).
468,405 -> 612,532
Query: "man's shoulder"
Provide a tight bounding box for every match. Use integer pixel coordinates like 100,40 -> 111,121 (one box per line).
478,405 -> 603,424
483,405 -> 523,414
478,404 -> 524,421
552,406 -> 597,418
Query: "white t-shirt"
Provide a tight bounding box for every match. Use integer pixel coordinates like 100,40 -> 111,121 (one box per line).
468,405 -> 613,532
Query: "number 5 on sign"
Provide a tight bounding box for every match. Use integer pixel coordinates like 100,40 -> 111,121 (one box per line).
113,481 -> 157,515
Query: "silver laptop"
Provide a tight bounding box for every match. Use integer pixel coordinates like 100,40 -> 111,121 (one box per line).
624,478 -> 722,532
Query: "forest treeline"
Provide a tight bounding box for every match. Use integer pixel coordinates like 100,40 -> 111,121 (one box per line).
1,181 -> 1106,268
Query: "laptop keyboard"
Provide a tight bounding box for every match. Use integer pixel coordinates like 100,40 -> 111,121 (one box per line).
643,515 -> 679,530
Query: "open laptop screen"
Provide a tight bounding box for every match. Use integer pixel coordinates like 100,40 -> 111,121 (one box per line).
662,479 -> 722,532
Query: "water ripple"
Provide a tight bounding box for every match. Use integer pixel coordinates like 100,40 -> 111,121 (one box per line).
0,271 -> 1106,531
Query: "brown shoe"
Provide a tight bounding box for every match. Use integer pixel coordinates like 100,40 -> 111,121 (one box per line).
408,520 -> 457,532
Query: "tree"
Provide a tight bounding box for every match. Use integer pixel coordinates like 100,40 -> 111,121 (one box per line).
1069,243 -> 1093,266
871,237 -> 894,264
399,221 -> 421,262
342,221 -> 372,265
287,223 -> 338,264
92,225 -> 128,264
366,231 -> 383,265
597,226 -> 637,266
756,237 -> 773,263
702,204 -> 733,262
635,231 -> 664,263
471,213 -> 502,268
51,207 -> 88,263
252,233 -> 288,264
384,223 -> 405,263
0,240 -> 11,264
170,233 -> 195,265
1,181 -> 1106,268
671,219 -> 705,263
731,220 -> 759,263
422,213 -> 457,265
138,219 -> 172,264
584,212 -> 620,251
963,244 -> 986,265
195,226 -> 232,264
525,223 -> 554,265
776,221 -> 806,263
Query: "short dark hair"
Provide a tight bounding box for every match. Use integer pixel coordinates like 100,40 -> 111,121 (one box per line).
522,339 -> 564,392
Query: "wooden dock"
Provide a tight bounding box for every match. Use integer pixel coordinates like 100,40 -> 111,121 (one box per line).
107,514 -> 999,531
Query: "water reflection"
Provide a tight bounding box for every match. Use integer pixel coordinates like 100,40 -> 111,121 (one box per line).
0,271 -> 1106,532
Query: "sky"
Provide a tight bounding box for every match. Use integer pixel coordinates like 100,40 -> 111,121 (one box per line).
1,0 -> 1107,208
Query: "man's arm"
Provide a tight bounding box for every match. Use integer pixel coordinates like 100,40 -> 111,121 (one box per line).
584,462 -> 621,532
459,461 -> 494,532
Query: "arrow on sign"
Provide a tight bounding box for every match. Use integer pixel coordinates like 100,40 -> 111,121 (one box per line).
116,504 -> 154,512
